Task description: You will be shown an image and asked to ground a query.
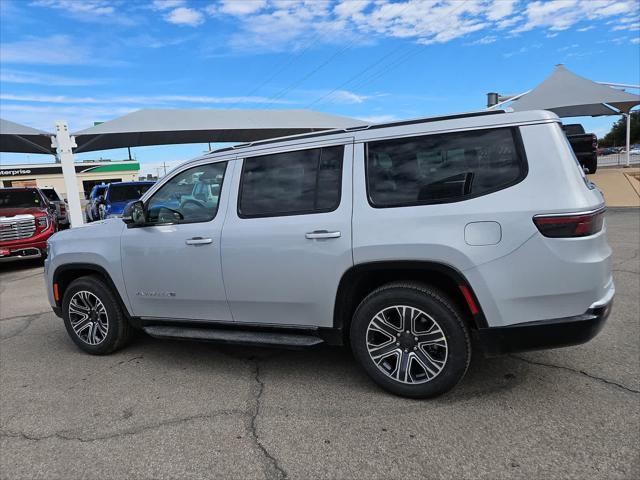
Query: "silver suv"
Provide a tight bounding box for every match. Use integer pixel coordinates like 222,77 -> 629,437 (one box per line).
45,110 -> 614,398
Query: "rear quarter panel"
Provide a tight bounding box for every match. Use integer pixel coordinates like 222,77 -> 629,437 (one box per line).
352,120 -> 609,327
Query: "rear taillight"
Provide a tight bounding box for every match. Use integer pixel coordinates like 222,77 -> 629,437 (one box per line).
592,134 -> 598,148
534,209 -> 605,238
60,204 -> 66,213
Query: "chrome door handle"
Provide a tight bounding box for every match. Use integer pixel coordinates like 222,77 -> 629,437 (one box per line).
185,237 -> 213,245
305,230 -> 341,239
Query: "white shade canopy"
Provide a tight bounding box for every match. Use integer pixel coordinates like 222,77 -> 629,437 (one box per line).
72,108 -> 365,153
0,118 -> 54,154
510,65 -> 640,117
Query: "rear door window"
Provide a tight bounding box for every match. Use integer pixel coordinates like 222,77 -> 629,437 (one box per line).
366,127 -> 526,207
238,145 -> 344,218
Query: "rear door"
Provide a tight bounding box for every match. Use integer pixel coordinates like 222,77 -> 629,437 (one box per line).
221,141 -> 354,327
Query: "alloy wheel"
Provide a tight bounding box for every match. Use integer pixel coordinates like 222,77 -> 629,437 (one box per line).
366,305 -> 448,384
68,290 -> 109,345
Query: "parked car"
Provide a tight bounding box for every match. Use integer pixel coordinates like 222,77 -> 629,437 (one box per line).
40,187 -> 69,229
1,187 -> 57,262
85,184 -> 108,222
97,181 -> 155,220
45,110 -> 613,398
562,123 -> 598,174
600,147 -> 619,156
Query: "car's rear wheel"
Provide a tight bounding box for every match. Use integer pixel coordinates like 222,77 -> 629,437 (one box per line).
350,282 -> 471,398
62,275 -> 132,355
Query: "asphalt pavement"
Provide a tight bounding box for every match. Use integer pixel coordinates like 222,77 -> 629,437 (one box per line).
1,210 -> 638,479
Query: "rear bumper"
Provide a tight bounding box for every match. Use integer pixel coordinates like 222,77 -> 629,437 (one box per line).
475,290 -> 613,356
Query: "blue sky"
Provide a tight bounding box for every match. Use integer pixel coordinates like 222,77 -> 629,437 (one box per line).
1,0 -> 639,175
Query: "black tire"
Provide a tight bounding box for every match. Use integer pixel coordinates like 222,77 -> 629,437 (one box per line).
62,275 -> 132,355
350,282 -> 471,399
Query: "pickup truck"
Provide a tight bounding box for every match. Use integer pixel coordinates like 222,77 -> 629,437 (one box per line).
0,187 -> 57,262
562,124 -> 598,174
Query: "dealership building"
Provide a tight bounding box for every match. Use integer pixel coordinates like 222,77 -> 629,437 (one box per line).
0,160 -> 140,200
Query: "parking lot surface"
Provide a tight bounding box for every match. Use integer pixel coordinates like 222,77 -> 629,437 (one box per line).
1,210 -> 638,480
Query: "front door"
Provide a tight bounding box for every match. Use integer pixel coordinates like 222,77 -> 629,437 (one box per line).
121,160 -> 233,321
221,142 -> 353,327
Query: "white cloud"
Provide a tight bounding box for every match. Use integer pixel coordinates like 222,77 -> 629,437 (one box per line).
472,35 -> 497,44
32,0 -> 114,16
0,69 -> 102,86
613,21 -> 640,31
334,0 -> 370,18
0,93 -> 292,105
206,0 -> 638,53
631,37 -> 640,44
486,0 -> 516,21
165,6 -> 204,26
328,90 -> 371,104
0,35 -> 94,65
217,0 -> 267,16
357,114 -> 397,124
152,0 -> 185,10
516,0 -> 639,33
31,0 -> 136,25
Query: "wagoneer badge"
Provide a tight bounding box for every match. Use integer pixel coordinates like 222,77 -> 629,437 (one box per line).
136,291 -> 176,297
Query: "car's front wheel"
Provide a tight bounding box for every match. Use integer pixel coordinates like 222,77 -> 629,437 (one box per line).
62,275 -> 132,355
350,282 -> 471,398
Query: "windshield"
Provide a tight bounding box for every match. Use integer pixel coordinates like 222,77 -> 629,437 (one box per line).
108,183 -> 153,203
0,189 -> 43,209
41,189 -> 61,202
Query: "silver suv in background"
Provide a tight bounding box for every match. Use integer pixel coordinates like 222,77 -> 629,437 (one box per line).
45,110 -> 613,398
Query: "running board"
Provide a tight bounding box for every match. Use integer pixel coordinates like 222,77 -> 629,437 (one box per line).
142,325 -> 325,348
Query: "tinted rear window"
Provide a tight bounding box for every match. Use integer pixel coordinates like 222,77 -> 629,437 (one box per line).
0,189 -> 43,208
239,145 -> 343,218
108,184 -> 153,203
366,128 -> 526,207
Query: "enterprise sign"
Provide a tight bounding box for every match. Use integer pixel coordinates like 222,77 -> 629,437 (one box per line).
1,165 -> 110,177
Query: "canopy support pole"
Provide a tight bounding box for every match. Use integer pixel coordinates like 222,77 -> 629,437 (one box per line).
625,113 -> 631,168
52,121 -> 84,227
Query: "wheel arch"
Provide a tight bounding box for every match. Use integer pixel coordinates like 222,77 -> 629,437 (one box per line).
333,261 -> 487,340
53,263 -> 132,318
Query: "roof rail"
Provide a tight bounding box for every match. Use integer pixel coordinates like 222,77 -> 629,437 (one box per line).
207,109 -> 507,155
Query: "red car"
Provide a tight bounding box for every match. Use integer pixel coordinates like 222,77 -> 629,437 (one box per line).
0,187 -> 57,262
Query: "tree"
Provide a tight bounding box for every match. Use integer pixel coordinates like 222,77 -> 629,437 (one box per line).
598,111 -> 639,147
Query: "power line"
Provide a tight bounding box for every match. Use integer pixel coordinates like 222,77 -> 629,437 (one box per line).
307,0 -> 470,108
261,0 -> 416,107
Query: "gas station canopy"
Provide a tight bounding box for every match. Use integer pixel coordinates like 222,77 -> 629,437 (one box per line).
72,108 -> 365,153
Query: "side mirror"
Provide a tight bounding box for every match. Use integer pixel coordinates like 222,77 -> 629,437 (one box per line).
97,195 -> 105,204
122,200 -> 146,226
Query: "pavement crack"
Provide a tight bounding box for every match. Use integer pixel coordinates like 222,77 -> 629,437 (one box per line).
247,357 -> 287,480
0,312 -> 46,340
0,410 -> 245,444
510,355 -> 640,394
612,268 -> 639,275
0,310 -> 51,323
